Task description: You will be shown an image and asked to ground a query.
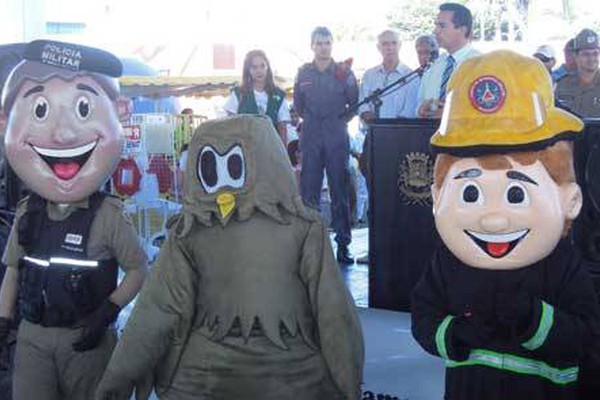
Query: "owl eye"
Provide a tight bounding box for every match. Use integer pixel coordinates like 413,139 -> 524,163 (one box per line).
197,144 -> 246,194
199,150 -> 218,188
228,154 -> 243,180
33,96 -> 50,121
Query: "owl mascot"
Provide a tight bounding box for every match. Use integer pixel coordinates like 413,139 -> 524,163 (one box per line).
95,115 -> 364,400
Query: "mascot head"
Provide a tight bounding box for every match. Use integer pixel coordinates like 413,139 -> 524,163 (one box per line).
1,40 -> 123,203
430,50 -> 583,270
180,115 -> 308,228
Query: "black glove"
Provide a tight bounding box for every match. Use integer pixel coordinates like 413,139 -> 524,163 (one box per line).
451,314 -> 494,350
494,291 -> 535,338
0,317 -> 10,348
73,300 -> 120,352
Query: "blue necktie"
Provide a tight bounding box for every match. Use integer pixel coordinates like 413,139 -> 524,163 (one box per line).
439,55 -> 455,101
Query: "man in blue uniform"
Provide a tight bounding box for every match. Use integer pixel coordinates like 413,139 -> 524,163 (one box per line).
293,26 -> 359,264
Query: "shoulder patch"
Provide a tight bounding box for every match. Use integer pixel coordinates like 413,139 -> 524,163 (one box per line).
15,195 -> 31,216
17,196 -> 30,208
102,195 -> 126,211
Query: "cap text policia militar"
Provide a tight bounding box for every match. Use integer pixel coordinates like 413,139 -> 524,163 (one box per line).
24,40 -> 122,77
2,40 -> 122,113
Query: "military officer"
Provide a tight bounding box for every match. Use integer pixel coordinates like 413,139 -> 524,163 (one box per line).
293,26 -> 359,264
556,29 -> 600,117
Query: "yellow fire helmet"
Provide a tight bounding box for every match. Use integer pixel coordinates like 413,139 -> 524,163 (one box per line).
430,50 -> 583,156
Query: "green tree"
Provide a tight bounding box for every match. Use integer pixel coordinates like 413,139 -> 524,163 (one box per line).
387,0 -> 441,39
468,0 -> 528,41
387,0 -> 530,42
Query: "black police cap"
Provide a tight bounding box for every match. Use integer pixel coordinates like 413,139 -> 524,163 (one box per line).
574,29 -> 600,51
24,40 -> 122,77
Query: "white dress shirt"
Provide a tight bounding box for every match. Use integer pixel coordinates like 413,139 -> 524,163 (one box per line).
417,44 -> 481,109
359,62 -> 419,118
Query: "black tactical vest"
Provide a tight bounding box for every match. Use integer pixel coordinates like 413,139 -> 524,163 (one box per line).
17,192 -> 118,327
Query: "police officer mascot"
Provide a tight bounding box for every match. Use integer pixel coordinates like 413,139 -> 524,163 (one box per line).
411,50 -> 600,399
0,40 -> 147,400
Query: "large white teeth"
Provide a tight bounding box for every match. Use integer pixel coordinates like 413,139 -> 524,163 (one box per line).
466,229 -> 529,243
32,141 -> 97,158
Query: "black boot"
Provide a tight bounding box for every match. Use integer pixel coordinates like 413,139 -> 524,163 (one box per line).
356,253 -> 369,265
336,244 -> 354,264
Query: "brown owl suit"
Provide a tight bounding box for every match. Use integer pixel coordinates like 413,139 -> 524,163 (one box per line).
95,115 -> 364,400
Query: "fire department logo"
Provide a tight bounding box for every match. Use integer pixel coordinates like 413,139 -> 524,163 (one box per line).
469,75 -> 506,114
397,152 -> 433,206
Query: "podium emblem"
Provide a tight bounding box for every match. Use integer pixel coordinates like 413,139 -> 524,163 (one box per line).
397,152 -> 433,206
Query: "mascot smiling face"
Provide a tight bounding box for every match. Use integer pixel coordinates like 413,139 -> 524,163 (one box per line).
432,144 -> 582,270
429,50 -> 584,270
1,40 -> 123,203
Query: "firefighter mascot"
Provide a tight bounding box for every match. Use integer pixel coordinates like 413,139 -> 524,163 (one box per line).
411,50 -> 600,400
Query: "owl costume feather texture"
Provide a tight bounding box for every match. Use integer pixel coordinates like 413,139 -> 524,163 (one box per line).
95,115 -> 365,400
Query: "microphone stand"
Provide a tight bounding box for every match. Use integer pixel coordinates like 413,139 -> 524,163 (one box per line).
341,62 -> 431,119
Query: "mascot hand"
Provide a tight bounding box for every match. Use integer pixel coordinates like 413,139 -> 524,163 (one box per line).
451,314 -> 494,352
494,291 -> 535,337
95,373 -> 153,400
134,372 -> 154,400
0,317 -> 10,348
73,300 -> 120,352
94,379 -> 134,400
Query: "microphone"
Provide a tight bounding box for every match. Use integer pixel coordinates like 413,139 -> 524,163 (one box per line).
417,61 -> 433,77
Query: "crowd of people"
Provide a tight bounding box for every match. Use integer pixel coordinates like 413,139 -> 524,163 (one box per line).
220,2 -> 600,265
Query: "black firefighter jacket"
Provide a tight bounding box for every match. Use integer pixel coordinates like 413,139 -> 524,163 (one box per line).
411,240 -> 600,400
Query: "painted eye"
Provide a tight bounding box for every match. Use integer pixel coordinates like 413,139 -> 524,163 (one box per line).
200,150 -> 217,188
76,96 -> 91,120
227,154 -> 243,180
461,182 -> 484,204
33,96 -> 49,121
505,182 -> 530,205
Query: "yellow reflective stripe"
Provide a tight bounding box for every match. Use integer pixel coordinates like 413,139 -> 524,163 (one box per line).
522,301 -> 554,350
447,349 -> 578,385
435,316 -> 454,359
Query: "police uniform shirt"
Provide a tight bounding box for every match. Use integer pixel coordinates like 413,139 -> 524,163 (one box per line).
555,70 -> 600,118
2,196 -> 147,272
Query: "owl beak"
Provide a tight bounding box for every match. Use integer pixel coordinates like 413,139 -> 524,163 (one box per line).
216,191 -> 236,218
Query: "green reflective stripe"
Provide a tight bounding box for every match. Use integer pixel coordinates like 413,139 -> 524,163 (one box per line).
447,349 -> 578,385
523,301 -> 554,350
435,316 -> 453,359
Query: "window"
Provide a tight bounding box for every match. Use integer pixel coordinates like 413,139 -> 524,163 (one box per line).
46,22 -> 86,35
